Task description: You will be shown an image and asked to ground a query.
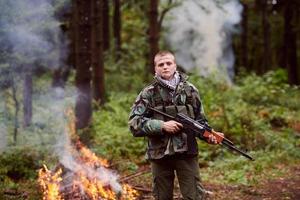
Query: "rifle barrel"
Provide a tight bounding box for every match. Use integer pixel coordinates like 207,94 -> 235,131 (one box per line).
222,140 -> 255,161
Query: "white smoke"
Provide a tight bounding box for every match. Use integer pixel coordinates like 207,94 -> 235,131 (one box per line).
0,0 -> 70,145
0,0 -> 69,69
55,116 -> 122,193
0,0 -> 122,193
163,0 -> 243,81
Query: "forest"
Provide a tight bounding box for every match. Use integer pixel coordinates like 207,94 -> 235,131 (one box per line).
0,0 -> 299,199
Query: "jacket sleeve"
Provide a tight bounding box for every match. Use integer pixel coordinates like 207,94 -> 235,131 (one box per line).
128,88 -> 164,137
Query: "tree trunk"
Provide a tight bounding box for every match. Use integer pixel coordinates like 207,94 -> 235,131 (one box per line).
283,0 -> 299,85
113,0 -> 121,60
241,2 -> 249,71
92,0 -> 105,104
74,0 -> 93,129
23,71 -> 32,127
148,0 -> 159,75
261,0 -> 271,73
12,80 -> 19,144
103,0 -> 110,51
52,65 -> 71,89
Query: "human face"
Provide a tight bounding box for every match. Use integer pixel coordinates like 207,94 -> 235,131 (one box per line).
154,54 -> 177,80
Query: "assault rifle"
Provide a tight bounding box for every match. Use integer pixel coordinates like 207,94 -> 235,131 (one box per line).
148,107 -> 254,161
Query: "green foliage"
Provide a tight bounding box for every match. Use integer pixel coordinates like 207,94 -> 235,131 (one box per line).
0,148 -> 45,181
104,1 -> 150,93
189,69 -> 300,151
91,92 -> 146,161
188,70 -> 300,185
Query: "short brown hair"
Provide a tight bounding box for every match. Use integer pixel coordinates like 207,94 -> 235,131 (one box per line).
154,51 -> 175,65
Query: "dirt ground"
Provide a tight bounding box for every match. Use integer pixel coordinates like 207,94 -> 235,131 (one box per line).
133,165 -> 300,200
2,164 -> 298,200
205,166 -> 300,200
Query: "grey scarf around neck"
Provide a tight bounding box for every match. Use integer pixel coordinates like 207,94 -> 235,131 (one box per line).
155,71 -> 180,91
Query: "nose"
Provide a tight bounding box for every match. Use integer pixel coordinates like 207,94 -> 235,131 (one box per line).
162,63 -> 169,69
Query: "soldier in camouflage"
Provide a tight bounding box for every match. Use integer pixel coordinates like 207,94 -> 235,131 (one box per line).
128,51 -> 220,200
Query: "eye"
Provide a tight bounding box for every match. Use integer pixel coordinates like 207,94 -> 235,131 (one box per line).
166,62 -> 172,66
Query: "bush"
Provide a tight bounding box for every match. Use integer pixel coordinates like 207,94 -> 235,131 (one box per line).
91,92 -> 146,161
0,148 -> 46,181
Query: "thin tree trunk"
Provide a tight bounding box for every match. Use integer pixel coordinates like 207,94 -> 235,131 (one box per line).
23,71 -> 32,127
103,0 -> 110,51
149,0 -> 159,75
261,0 -> 271,73
51,66 -> 71,91
92,0 -> 105,104
12,81 -> 19,144
52,69 -> 62,88
113,0 -> 121,60
74,0 -> 93,129
241,2 -> 249,71
283,0 -> 299,85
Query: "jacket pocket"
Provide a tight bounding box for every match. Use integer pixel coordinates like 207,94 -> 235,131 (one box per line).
147,136 -> 169,159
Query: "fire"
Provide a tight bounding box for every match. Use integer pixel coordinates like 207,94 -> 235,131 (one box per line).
121,184 -> 139,200
38,165 -> 63,200
79,174 -> 116,200
75,140 -> 110,168
38,108 -> 139,200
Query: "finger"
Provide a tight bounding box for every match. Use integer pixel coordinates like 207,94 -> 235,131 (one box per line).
175,124 -> 182,130
176,122 -> 183,128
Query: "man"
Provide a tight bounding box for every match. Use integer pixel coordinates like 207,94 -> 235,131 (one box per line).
128,51 -> 221,200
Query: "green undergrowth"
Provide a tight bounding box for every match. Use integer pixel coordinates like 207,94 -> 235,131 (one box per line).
201,148 -> 300,186
91,92 -> 146,163
91,69 -> 300,182
0,147 -> 54,200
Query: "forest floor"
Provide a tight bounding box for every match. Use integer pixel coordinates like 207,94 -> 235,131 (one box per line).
1,164 -> 299,200
128,164 -> 300,200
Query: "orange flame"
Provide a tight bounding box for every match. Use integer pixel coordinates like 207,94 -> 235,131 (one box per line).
121,184 -> 139,200
76,140 -> 110,168
38,108 -> 139,200
38,165 -> 63,200
79,173 -> 116,200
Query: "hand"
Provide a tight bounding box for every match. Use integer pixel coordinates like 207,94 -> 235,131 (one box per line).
162,120 -> 183,134
208,131 -> 224,145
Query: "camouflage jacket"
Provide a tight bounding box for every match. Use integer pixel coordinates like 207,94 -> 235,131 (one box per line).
128,72 -> 207,160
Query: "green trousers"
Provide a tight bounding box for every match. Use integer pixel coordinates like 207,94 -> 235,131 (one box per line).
150,156 -> 206,200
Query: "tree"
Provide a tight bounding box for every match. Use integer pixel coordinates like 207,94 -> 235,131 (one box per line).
103,0 -> 110,51
261,0 -> 271,73
148,0 -> 178,75
254,0 -> 271,74
282,0 -> 299,85
23,70 -> 32,127
148,0 -> 159,75
73,0 -> 93,129
113,0 -> 122,60
241,2 -> 249,71
92,0 -> 105,104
